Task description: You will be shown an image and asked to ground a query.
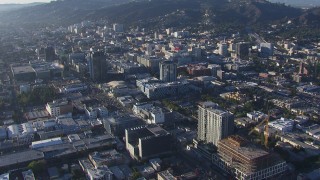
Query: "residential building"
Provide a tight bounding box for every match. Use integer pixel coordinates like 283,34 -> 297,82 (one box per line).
213,135 -> 287,180
197,102 -> 234,146
132,103 -> 165,124
46,99 -> 73,117
160,61 -> 177,82
271,98 -> 304,110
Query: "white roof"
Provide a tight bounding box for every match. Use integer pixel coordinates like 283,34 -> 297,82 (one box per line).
7,123 -> 35,138
269,118 -> 294,131
31,137 -> 62,149
0,173 -> 9,180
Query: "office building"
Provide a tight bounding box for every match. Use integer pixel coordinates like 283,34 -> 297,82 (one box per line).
113,23 -> 124,33
36,46 -> 56,61
160,61 -> 177,82
103,114 -> 144,136
11,64 -> 36,82
125,124 -> 172,160
218,42 -> 228,56
213,135 -> 287,180
197,102 -> 234,146
236,42 -> 249,60
260,43 -> 274,57
136,78 -> 190,99
88,51 -> 107,82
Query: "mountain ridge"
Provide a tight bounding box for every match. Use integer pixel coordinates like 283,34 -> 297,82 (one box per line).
0,0 -> 319,28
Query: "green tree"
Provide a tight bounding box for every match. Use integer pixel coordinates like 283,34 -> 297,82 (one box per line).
27,160 -> 47,173
132,171 -> 142,180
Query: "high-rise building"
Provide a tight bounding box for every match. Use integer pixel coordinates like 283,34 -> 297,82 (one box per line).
87,51 -> 107,82
260,43 -> 274,57
208,64 -> 221,77
214,135 -> 287,180
159,61 -> 177,82
197,102 -> 234,146
218,42 -> 228,56
36,46 -> 56,61
236,42 -> 249,60
113,23 -> 124,33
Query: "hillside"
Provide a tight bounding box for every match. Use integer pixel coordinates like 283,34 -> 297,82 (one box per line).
0,3 -> 43,12
0,0 -> 318,29
268,0 -> 320,8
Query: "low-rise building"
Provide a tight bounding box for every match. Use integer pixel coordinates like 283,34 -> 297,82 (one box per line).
59,83 -> 88,94
31,137 -> 63,149
85,106 -> 98,119
133,103 -> 165,124
136,78 -> 190,99
103,114 -> 144,136
246,111 -> 267,122
125,124 -> 172,160
57,116 -> 80,134
46,99 -> 73,117
22,169 -> 35,180
220,92 -> 248,103
11,64 -> 36,82
7,122 -> 36,145
79,158 -> 113,180
271,98 -> 304,110
269,118 -> 294,133
89,149 -> 124,168
158,170 -> 176,180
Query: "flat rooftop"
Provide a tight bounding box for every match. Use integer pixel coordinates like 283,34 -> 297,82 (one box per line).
0,150 -> 44,168
147,125 -> 169,136
12,65 -> 35,74
219,136 -> 269,161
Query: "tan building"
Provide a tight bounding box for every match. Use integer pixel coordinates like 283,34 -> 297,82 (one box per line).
46,99 -> 73,117
213,135 -> 287,180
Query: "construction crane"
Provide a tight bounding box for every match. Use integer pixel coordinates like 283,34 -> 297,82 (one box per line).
248,115 -> 269,148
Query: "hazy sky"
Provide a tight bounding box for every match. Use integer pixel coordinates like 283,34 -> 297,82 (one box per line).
0,0 -> 51,4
